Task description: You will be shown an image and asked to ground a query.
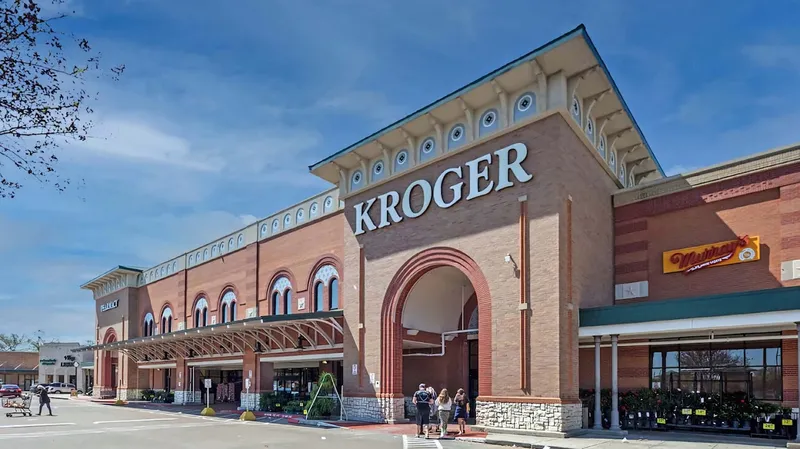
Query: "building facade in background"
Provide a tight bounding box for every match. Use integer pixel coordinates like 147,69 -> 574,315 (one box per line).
76,24 -> 800,435
0,352 -> 37,390
39,343 -> 93,392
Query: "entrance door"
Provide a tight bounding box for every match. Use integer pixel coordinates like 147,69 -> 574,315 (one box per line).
164,369 -> 172,393
111,364 -> 118,391
468,339 -> 479,419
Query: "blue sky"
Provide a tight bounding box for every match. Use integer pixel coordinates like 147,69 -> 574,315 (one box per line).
1,0 -> 799,343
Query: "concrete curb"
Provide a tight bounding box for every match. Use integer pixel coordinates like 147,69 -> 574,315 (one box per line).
483,438 -> 568,449
287,418 -> 342,429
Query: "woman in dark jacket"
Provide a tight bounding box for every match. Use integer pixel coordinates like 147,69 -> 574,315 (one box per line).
453,388 -> 469,435
37,386 -> 53,416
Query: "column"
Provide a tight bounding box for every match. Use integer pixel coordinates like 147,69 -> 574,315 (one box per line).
796,323 -> 800,443
610,335 -> 620,431
593,335 -> 602,429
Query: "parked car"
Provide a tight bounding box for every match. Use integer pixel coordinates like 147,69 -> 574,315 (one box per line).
30,383 -> 50,393
47,382 -> 76,394
0,384 -> 22,398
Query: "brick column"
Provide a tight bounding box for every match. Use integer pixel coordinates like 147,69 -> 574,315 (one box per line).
241,347 -> 259,410
781,183 -> 800,286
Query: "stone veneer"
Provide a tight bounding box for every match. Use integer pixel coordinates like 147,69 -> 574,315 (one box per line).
342,397 -> 404,423
476,400 -> 582,433
117,388 -> 141,401
173,390 -> 202,405
239,392 -> 259,411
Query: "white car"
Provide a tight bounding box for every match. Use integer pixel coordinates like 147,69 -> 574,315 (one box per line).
47,382 -> 76,394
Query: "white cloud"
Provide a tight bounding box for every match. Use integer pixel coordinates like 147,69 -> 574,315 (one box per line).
239,214 -> 258,226
742,45 -> 800,73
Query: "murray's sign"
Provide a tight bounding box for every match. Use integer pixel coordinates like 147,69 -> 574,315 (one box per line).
354,142 -> 533,235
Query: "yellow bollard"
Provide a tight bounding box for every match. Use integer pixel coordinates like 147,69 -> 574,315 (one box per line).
200,407 -> 216,416
239,410 -> 256,421
113,399 -> 126,406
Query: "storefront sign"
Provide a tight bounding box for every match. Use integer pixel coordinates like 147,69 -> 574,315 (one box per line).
100,299 -> 119,312
40,359 -> 56,366
353,143 -> 533,235
662,236 -> 760,275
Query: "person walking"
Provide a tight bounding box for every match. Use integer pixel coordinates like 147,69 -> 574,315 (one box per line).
37,386 -> 53,416
412,383 -> 433,438
453,388 -> 469,435
435,389 -> 453,438
427,386 -> 438,434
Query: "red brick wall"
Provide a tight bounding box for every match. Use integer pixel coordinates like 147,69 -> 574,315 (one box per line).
138,272 -> 185,334
615,189 -> 783,302
402,337 -> 469,396
342,112 -> 618,400
186,244 -> 257,325
257,213 -> 345,314
578,345 -> 649,391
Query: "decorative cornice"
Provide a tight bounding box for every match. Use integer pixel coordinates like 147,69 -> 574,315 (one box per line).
614,142 -> 800,207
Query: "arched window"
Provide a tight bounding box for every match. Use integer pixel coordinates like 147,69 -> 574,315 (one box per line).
329,278 -> 339,310
194,297 -> 209,328
143,313 -> 154,337
220,290 -> 236,323
447,124 -> 466,151
371,160 -> 386,182
269,276 -> 292,316
478,109 -> 499,137
513,92 -> 537,122
272,291 -> 280,315
418,137 -> 436,163
313,264 -> 340,311
350,170 -> 364,191
570,96 -> 582,125
314,282 -> 324,312
394,150 -> 409,173
283,290 -> 292,315
161,307 -> 173,333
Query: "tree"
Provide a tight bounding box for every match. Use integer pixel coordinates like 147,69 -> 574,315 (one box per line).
0,333 -> 28,351
0,0 -> 124,198
27,329 -> 58,351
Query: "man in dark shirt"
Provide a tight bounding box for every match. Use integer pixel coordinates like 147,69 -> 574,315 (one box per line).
37,386 -> 53,416
412,383 -> 433,438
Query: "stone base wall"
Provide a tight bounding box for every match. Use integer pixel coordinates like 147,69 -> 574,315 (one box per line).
174,390 -> 202,405
117,388 -> 141,401
404,397 -> 415,417
342,396 -> 404,423
476,400 -> 582,433
239,393 -> 259,411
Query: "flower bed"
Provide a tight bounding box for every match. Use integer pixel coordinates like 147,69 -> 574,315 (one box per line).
579,388 -> 796,439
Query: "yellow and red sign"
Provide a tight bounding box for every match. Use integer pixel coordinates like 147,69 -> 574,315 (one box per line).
662,236 -> 760,275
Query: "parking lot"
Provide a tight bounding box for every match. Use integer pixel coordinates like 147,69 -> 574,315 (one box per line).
0,396 -> 461,449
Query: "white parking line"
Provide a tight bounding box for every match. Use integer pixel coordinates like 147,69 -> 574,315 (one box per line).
0,423 -> 76,429
402,435 -> 442,449
92,418 -> 178,425
0,422 -> 223,440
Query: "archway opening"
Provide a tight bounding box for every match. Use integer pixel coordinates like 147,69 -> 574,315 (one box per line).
101,330 -> 119,398
401,266 -> 478,419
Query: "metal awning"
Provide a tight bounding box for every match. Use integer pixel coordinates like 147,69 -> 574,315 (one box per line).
73,310 -> 344,363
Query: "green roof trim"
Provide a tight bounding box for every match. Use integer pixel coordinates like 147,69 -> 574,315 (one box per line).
580,286 -> 800,328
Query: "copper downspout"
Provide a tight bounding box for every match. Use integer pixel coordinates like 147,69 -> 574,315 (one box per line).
519,197 -> 528,391
358,244 -> 365,388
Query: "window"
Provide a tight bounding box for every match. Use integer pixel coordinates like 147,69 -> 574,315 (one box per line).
395,150 -> 409,173
314,282 -> 324,312
372,160 -> 386,182
650,339 -> 782,400
221,290 -> 236,323
350,170 -> 364,191
513,92 -> 537,122
161,307 -> 173,333
585,117 -> 595,144
283,290 -> 292,315
478,109 -> 499,137
143,313 -> 154,337
419,138 -> 436,163
447,124 -> 466,151
272,291 -> 280,315
329,278 -> 339,310
194,297 -> 209,328
570,96 -> 581,125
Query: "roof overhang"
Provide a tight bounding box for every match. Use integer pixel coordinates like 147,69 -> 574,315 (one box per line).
73,310 -> 344,363
309,24 -> 663,185
579,286 -> 800,339
80,265 -> 142,290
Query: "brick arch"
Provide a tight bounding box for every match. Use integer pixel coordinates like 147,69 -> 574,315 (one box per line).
265,269 -> 297,315
159,302 -> 175,333
306,255 -> 343,312
380,246 -> 492,396
217,284 -> 240,322
102,327 -> 118,344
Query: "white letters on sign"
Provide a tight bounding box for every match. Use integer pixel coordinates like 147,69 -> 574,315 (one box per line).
100,299 -> 119,312
354,143 -> 532,235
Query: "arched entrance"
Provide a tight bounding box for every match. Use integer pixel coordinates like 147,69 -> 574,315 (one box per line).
380,247 -> 492,417
100,328 -> 119,398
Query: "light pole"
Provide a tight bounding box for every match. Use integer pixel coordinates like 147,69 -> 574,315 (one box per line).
73,361 -> 80,394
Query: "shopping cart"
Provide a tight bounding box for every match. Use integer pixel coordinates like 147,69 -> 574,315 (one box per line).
3,394 -> 33,417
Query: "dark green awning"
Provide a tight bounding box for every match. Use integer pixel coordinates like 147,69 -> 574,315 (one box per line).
580,286 -> 800,328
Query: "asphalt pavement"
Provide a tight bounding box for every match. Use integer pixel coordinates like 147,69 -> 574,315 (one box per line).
0,396 -> 476,449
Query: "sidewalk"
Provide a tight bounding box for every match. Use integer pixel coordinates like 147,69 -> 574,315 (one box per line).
484,431 -> 790,449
